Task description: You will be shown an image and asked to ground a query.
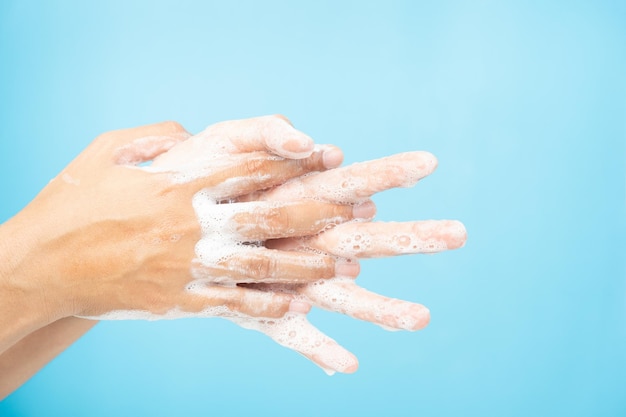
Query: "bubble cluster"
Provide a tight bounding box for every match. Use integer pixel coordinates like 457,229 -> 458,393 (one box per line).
301,277 -> 430,332
228,311 -> 357,374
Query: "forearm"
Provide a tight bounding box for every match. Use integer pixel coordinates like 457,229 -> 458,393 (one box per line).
0,317 -> 97,400
0,212 -> 96,399
0,212 -> 67,355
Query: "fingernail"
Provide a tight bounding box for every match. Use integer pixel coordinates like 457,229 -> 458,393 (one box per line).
335,258 -> 360,277
280,135 -> 314,157
322,146 -> 344,169
352,200 -> 376,219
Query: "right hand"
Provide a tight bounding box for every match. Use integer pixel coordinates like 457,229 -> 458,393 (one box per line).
1,116 -> 372,325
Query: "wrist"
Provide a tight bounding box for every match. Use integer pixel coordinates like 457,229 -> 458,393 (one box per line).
0,213 -> 70,354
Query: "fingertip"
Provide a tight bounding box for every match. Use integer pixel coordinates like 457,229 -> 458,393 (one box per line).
413,306 -> 431,331
267,116 -> 315,158
446,220 -> 467,250
379,304 -> 431,332
394,305 -> 431,331
320,348 -> 359,375
340,354 -> 359,374
275,132 -> 315,159
386,151 -> 440,188
352,200 -> 377,219
321,145 -> 344,169
422,151 -> 438,173
272,114 -> 294,126
157,120 -> 191,137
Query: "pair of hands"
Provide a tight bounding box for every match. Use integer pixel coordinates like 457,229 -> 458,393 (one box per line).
7,115 -> 466,374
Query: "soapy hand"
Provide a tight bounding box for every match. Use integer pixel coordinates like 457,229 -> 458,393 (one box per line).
2,116 -> 372,326
0,116 -> 466,399
0,115 -> 466,377
74,122 -> 466,373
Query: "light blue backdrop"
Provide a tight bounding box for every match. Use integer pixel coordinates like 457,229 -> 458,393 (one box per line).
1,1 -> 624,416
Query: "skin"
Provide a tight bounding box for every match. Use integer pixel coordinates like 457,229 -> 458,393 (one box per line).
0,115 -> 467,398
235,152 -> 467,371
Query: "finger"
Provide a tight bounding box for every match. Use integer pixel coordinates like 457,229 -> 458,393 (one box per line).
260,151 -> 438,203
180,282 -> 295,318
98,121 -> 191,161
191,197 -> 373,242
300,277 -> 431,331
191,247 -> 360,284
230,200 -> 376,241
304,220 -> 468,258
199,114 -> 316,159
114,129 -> 191,166
153,146 -> 341,199
187,149 -> 328,198
76,121 -> 190,170
229,310 -> 359,374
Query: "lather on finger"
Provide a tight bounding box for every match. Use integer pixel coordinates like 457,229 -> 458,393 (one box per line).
191,196 -> 374,242
191,247 -> 358,284
151,146 -> 342,200
230,200 -> 376,241
199,114 -> 316,159
308,220 -> 467,258
260,151 -> 438,203
300,277 -> 431,331
267,220 -> 467,258
152,115 -> 319,162
228,311 -> 359,375
180,283 -> 295,319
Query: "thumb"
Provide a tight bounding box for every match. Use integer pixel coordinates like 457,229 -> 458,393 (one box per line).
111,121 -> 191,166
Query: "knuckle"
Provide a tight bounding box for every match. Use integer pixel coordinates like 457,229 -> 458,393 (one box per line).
296,149 -> 324,171
242,156 -> 267,175
93,128 -> 123,146
270,114 -> 293,126
250,255 -> 275,280
265,205 -> 289,231
329,203 -> 353,221
157,120 -> 186,134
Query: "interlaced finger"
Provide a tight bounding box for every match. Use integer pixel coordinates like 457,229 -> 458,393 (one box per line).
152,147 -> 340,200
198,114 -> 315,159
267,220 -> 467,258
191,247 -> 349,284
228,310 -> 359,374
259,151 -> 438,203
300,277 -> 431,331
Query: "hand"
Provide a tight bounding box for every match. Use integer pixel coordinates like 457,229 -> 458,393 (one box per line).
1,116 -> 373,327
230,152 -> 468,374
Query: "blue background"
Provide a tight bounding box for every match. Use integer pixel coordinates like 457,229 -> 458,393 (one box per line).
1,1 -> 625,416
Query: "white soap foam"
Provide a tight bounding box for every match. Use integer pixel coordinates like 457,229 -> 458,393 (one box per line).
80,297 -> 356,374
301,277 -> 428,331
258,151 -> 435,205
227,311 -> 356,374
78,136 -> 407,373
